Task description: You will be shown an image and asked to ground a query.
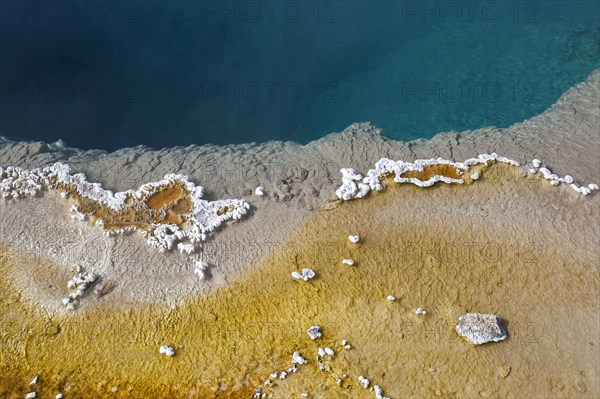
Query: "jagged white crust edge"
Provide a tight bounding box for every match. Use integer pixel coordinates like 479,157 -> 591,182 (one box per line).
0,162 -> 251,254
336,153 -> 599,200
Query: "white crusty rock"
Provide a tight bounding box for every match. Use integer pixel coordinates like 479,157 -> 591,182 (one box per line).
307,326 -> 322,340
292,351 -> 308,365
336,168 -> 370,200
374,385 -> 390,399
387,295 -> 396,301
291,268 -> 316,282
455,313 -> 507,345
194,259 -> 210,279
348,235 -> 361,243
25,392 -> 36,399
159,345 -> 175,357
416,308 -> 427,315
254,186 -> 266,196
341,259 -> 355,266
358,375 -> 370,388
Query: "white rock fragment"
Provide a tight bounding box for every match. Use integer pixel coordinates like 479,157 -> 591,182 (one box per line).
341,259 -> 355,266
455,313 -> 507,345
416,308 -> 427,315
291,268 -> 316,282
56,395 -> 63,399
348,235 -> 361,243
159,345 -> 175,357
589,183 -> 599,191
358,375 -> 370,388
374,385 -> 390,399
532,159 -> 542,168
25,393 -> 36,399
292,351 -> 307,365
194,259 -> 210,279
60,191 -> 68,199
30,375 -> 38,385
301,393 -> 309,398
324,347 -> 334,356
470,172 -> 480,180
387,295 -> 396,301
344,344 -> 352,350
307,326 -> 322,340
255,186 -> 265,196
279,371 -> 287,380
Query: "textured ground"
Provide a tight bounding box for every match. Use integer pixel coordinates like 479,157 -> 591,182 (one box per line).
0,70 -> 598,398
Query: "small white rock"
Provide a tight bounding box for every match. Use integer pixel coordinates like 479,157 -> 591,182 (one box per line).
358,375 -> 370,388
589,183 -> 599,191
387,295 -> 396,301
307,326 -> 322,340
416,308 -> 427,315
470,172 -> 480,180
159,345 -> 175,357
29,375 -> 38,385
292,351 -> 307,365
344,344 -> 352,350
348,235 -> 360,243
532,159 -> 541,168
25,393 -> 36,399
341,259 -> 355,266
56,395 -> 63,399
255,186 -> 265,196
324,347 -> 335,356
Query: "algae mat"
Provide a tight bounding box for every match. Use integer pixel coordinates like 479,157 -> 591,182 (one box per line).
1,164 -> 598,398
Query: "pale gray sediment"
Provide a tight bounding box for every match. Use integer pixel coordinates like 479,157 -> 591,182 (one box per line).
0,69 -> 598,310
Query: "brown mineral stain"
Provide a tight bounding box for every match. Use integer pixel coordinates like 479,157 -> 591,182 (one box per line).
57,180 -> 193,232
399,164 -> 462,180
1,163 -> 598,398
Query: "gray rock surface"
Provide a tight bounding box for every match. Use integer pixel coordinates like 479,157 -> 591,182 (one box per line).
456,313 -> 508,345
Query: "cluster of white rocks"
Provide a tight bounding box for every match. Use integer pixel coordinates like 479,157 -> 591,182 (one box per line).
528,159 -> 599,195
336,153 -> 598,200
0,162 -> 252,254
0,165 -> 45,199
291,268 -> 316,282
159,345 -> 175,357
62,267 -> 98,310
455,313 -> 507,345
255,351 -> 308,397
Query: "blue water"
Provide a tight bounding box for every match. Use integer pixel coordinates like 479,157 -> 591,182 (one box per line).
1,1 -> 598,151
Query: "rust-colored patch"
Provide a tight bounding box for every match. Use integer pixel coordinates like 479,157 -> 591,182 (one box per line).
55,181 -> 193,232
400,164 -> 462,180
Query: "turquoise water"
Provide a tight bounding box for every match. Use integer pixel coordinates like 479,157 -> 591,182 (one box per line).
0,1 -> 598,150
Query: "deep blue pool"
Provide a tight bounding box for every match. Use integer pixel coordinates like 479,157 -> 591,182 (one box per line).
1,1 -> 599,151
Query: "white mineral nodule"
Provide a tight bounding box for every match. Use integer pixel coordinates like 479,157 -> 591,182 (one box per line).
255,186 -> 265,196
348,235 -> 360,243
307,325 -> 322,340
455,313 -> 507,345
341,259 -> 355,266
291,268 -> 316,281
416,308 -> 427,315
532,159 -> 542,168
159,345 -> 175,357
